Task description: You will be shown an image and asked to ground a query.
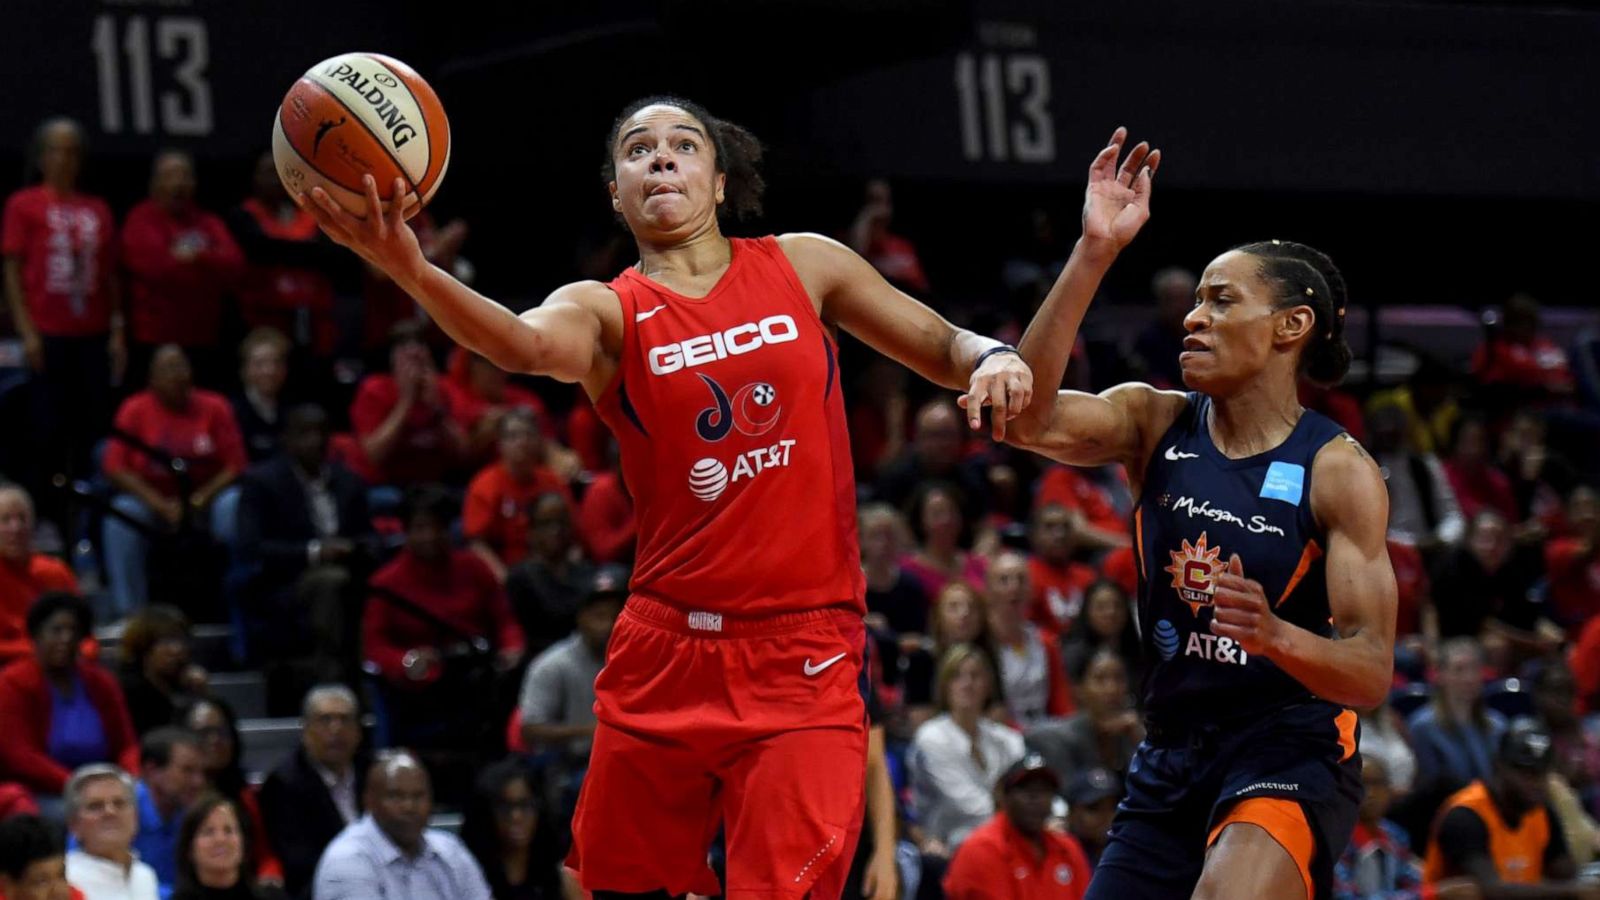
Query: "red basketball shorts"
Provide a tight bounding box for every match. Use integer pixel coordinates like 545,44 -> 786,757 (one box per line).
567,595 -> 870,898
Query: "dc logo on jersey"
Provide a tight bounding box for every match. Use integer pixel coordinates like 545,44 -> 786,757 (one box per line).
1153,620 -> 1180,660
1164,531 -> 1223,616
695,375 -> 781,442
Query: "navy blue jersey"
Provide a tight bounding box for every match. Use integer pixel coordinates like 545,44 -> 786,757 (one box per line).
1133,393 -> 1348,727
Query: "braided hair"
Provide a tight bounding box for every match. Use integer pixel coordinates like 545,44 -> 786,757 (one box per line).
602,96 -> 766,222
1231,240 -> 1352,386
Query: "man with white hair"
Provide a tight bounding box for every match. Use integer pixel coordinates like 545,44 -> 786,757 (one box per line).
63,764 -> 159,900
259,684 -> 366,899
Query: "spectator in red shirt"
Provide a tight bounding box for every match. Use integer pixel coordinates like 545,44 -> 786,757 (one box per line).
463,409 -> 573,581
1545,484 -> 1600,629
119,150 -> 243,390
1031,466 -> 1129,549
848,179 -> 930,295
1442,415 -> 1519,527
348,322 -> 468,487
575,439 -> 634,566
0,484 -> 76,667
943,754 -> 1092,900
1027,503 -> 1098,636
227,153 -> 348,367
1572,615 -> 1600,716
364,487 -> 523,750
0,593 -> 139,810
3,118 -> 124,484
1472,293 -> 1575,401
441,349 -> 549,466
101,345 -> 248,615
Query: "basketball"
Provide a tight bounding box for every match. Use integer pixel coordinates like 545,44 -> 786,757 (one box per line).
272,52 -> 450,220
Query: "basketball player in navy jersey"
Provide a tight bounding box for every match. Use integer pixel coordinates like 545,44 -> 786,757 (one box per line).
1002,130 -> 1397,900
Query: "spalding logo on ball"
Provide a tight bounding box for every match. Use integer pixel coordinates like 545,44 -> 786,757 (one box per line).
273,52 -> 450,220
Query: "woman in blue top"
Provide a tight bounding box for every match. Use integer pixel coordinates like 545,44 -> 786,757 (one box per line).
1004,129 -> 1397,900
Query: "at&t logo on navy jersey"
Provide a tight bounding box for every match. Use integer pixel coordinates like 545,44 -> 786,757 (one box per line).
1151,618 -> 1248,666
694,374 -> 780,442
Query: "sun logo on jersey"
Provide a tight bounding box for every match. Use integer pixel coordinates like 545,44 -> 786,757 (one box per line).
1164,531 -> 1223,616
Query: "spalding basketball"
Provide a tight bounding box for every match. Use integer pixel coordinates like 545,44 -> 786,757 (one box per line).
273,52 -> 449,220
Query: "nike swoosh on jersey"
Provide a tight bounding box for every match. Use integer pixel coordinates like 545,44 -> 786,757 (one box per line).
803,652 -> 848,677
1165,446 -> 1200,460
635,304 -> 669,322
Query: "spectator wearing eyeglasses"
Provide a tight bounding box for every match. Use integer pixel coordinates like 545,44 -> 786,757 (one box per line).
257,686 -> 364,900
458,759 -> 564,900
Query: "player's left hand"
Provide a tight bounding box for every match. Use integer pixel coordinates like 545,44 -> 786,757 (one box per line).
861,843 -> 899,900
959,351 -> 1033,440
1209,554 -> 1283,658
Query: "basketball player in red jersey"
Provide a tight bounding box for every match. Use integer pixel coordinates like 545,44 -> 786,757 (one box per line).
1003,131 -> 1397,899
300,96 -> 1032,898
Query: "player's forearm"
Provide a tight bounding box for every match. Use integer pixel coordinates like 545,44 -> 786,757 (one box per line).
1010,238 -> 1118,443
943,328 -> 1007,391
391,259 -> 541,373
866,727 -> 898,850
1267,622 -> 1392,709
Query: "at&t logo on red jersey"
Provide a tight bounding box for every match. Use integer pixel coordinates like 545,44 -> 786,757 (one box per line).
688,439 -> 798,502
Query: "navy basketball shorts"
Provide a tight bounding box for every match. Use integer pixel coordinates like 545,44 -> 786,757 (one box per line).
1085,702 -> 1362,900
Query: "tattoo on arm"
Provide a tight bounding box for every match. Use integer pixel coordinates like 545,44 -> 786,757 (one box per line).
1339,433 -> 1374,465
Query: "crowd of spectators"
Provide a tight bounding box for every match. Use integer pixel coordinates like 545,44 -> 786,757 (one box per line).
1,116 -> 1598,898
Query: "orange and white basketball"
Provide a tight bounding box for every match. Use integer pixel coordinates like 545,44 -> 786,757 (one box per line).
272,52 -> 450,220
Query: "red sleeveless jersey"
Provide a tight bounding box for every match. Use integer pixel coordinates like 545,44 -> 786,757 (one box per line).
595,236 -> 865,617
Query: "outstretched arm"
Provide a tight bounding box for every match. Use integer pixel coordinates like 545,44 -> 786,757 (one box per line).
1004,128 -> 1182,470
779,233 -> 1032,440
1211,436 -> 1397,710
303,176 -> 607,384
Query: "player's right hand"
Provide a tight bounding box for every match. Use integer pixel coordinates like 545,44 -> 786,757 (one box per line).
301,174 -> 426,285
1081,126 -> 1159,257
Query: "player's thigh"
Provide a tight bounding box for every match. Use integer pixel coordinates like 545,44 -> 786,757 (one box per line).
570,720 -> 723,896
720,723 -> 868,899
1195,807 -> 1313,900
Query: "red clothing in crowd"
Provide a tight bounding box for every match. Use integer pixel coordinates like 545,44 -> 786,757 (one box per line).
944,815 -> 1092,900
0,555 -> 77,664
349,374 -> 462,485
103,390 -> 248,498
576,470 -> 635,564
1028,557 -> 1097,636
119,199 -> 244,347
362,212 -> 439,352
441,349 -> 549,436
1,185 -> 116,336
235,198 -> 338,355
1298,383 -> 1369,445
1387,540 -> 1430,637
1100,545 -> 1137,598
1572,615 -> 1600,715
0,657 -> 140,794
1544,538 -> 1600,628
1034,467 -> 1127,536
565,396 -> 611,475
363,549 -> 523,685
1443,460 -> 1519,526
864,232 -> 930,294
462,461 -> 573,567
1472,336 -> 1574,395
